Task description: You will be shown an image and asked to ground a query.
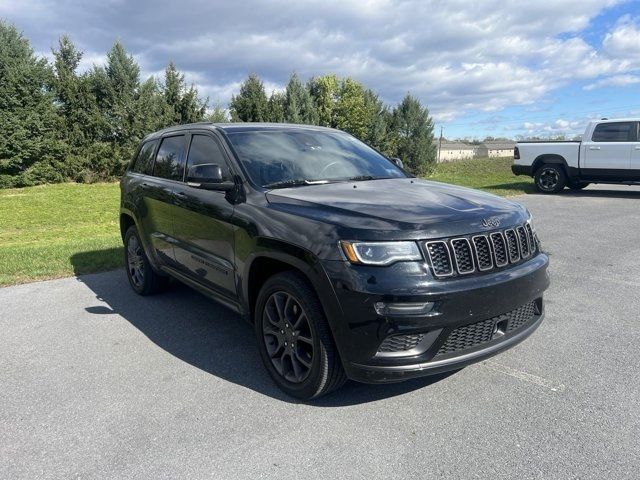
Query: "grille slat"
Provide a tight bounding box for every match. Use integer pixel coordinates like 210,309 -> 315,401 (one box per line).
426,222 -> 537,278
435,301 -> 538,357
451,238 -> 475,274
504,229 -> 521,263
426,241 -> 453,277
472,235 -> 493,271
490,232 -> 509,267
516,225 -> 530,257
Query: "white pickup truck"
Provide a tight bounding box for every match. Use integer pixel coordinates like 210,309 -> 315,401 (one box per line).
512,118 -> 640,193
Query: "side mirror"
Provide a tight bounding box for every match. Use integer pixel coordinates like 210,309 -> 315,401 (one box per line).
390,157 -> 404,169
186,164 -> 235,191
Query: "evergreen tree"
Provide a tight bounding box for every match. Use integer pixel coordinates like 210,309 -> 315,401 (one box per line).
391,94 -> 436,175
308,74 -> 339,127
266,91 -> 286,123
363,89 -> 394,156
206,101 -> 229,123
161,62 -> 207,125
0,21 -> 66,187
284,73 -> 317,125
334,78 -> 368,139
229,74 -> 268,122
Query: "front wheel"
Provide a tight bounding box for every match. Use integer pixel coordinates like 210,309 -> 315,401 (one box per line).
534,164 -> 566,193
255,271 -> 346,399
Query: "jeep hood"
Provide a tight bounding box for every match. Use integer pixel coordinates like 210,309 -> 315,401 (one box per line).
265,178 -> 527,239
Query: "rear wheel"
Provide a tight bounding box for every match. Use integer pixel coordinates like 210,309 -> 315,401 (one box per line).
124,225 -> 169,295
255,271 -> 346,399
534,164 -> 566,193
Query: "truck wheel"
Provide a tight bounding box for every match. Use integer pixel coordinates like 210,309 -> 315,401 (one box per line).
534,165 -> 566,193
568,181 -> 589,190
255,271 -> 347,399
124,225 -> 169,295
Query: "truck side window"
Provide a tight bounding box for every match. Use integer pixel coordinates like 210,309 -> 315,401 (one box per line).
185,135 -> 232,181
153,135 -> 187,181
592,122 -> 634,142
131,140 -> 158,174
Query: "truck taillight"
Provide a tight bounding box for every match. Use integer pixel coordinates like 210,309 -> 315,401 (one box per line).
513,146 -> 520,160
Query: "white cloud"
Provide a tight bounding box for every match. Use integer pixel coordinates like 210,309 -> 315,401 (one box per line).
2,0 -> 638,127
584,74 -> 640,90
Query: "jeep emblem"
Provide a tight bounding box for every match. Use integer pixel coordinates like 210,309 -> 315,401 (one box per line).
481,217 -> 501,228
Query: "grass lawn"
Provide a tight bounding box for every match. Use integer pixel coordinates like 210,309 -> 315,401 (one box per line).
427,156 -> 535,196
0,183 -> 123,286
0,156 -> 531,286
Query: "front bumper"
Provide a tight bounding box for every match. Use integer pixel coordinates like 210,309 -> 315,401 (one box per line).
320,253 -> 550,383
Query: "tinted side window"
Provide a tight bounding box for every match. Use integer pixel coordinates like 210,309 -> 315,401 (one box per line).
131,140 -> 157,174
153,135 -> 186,181
186,135 -> 232,181
592,122 -> 634,142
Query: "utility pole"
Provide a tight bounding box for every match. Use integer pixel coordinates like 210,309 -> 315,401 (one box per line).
437,126 -> 443,163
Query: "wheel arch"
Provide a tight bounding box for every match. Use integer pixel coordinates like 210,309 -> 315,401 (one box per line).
532,154 -> 569,175
241,241 -> 341,328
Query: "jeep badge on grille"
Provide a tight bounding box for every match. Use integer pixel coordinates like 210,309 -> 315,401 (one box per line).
481,217 -> 501,228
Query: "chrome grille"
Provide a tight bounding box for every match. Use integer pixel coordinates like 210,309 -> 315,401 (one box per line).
490,232 -> 509,267
504,229 -> 520,263
472,235 -> 493,271
425,241 -> 453,277
425,222 -> 538,278
517,225 -> 530,258
451,238 -> 475,274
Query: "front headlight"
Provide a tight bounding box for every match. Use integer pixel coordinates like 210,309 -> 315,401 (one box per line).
340,241 -> 422,266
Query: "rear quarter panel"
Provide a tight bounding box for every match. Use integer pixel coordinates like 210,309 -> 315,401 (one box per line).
515,142 -> 581,169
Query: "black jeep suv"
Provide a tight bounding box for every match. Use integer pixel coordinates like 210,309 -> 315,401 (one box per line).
120,123 -> 550,399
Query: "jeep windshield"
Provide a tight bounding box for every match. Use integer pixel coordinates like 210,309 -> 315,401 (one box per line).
225,129 -> 407,188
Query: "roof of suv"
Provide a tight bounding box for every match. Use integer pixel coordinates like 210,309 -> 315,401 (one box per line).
144,122 -> 339,141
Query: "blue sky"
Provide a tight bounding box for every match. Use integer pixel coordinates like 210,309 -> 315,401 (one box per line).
2,0 -> 639,139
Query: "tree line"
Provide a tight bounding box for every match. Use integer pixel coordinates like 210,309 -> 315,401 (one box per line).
0,21 -> 436,188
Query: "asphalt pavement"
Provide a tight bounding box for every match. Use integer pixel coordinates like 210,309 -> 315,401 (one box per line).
1,184 -> 639,479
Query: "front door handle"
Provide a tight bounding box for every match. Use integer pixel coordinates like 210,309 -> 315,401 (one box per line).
589,146 -> 600,150
635,146 -> 640,150
174,192 -> 188,199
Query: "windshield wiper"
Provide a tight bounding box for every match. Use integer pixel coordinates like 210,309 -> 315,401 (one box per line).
263,179 -> 331,189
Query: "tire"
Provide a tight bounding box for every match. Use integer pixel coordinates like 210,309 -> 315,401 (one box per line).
255,271 -> 347,399
568,181 -> 589,190
534,164 -> 566,193
124,225 -> 169,295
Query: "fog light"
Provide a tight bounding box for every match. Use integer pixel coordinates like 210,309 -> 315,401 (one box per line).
374,301 -> 435,316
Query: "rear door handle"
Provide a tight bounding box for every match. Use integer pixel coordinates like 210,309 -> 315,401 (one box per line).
635,146 -> 640,150
589,146 -> 600,150
175,191 -> 188,198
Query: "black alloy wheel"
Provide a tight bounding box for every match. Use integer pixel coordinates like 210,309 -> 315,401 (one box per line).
255,271 -> 347,399
123,225 -> 169,295
534,165 -> 566,193
262,291 -> 314,383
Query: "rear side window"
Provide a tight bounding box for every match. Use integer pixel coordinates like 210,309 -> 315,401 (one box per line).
153,135 -> 186,181
186,135 -> 232,181
592,122 -> 635,142
131,140 -> 157,174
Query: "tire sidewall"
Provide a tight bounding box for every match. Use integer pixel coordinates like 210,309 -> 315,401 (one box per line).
124,226 -> 151,295
535,165 -> 566,193
254,274 -> 328,399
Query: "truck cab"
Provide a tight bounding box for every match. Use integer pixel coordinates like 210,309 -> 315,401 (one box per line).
513,119 -> 640,193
